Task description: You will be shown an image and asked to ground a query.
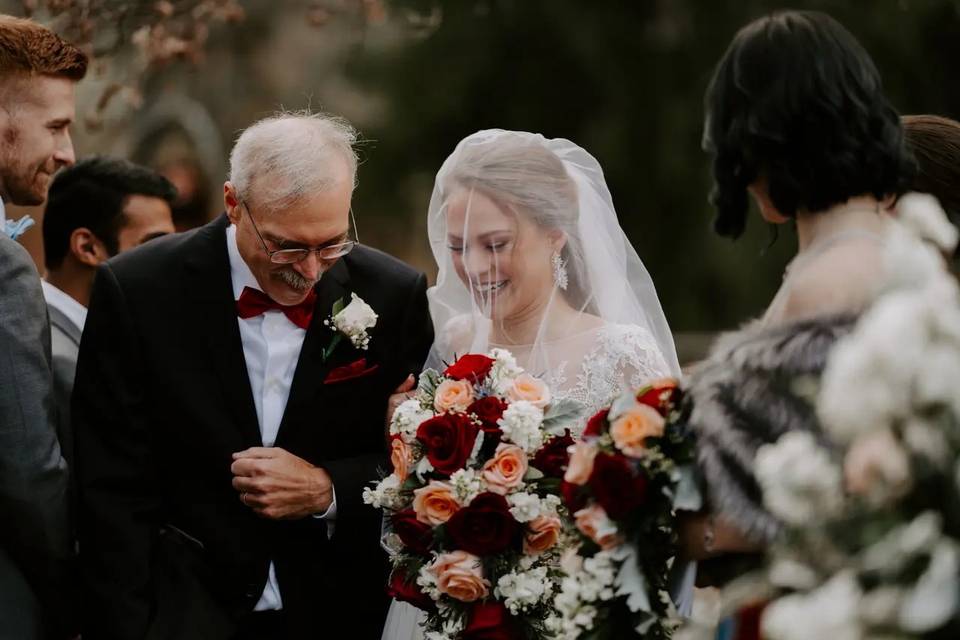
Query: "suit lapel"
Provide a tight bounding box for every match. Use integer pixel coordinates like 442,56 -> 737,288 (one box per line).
273,259 -> 350,448
184,215 -> 263,448
47,303 -> 82,347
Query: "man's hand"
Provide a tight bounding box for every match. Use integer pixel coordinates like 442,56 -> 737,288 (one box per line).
386,374 -> 416,428
231,447 -> 333,520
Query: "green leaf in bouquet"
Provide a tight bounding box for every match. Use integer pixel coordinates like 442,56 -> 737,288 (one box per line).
331,296 -> 346,317
608,391 -> 640,422
612,543 -> 652,613
418,368 -> 441,398
670,465 -> 703,512
542,398 -> 586,434
523,465 -> 545,482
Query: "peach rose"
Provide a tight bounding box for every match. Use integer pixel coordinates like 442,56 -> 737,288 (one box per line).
523,515 -> 562,555
430,550 -> 490,602
390,438 -> 413,482
564,442 -> 599,485
610,403 -> 665,458
507,373 -> 551,408
482,443 -> 528,495
844,429 -> 911,498
413,481 -> 460,526
574,504 -> 622,550
434,379 -> 474,413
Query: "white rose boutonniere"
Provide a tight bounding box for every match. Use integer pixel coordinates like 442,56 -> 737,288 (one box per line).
322,293 -> 378,361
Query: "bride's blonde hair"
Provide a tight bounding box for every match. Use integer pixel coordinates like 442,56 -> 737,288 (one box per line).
441,133 -> 591,309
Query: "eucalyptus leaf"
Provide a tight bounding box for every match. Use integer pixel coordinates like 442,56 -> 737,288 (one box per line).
671,465 -> 703,512
609,391 -> 639,421
542,398 -> 586,434
331,296 -> 346,316
613,544 -> 652,613
418,368 -> 441,397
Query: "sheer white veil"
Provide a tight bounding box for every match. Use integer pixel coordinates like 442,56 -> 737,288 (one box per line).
425,129 -> 679,383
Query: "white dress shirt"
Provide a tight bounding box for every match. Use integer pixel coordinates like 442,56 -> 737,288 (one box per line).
226,224 -> 336,611
41,280 -> 88,332
0,197 -> 6,226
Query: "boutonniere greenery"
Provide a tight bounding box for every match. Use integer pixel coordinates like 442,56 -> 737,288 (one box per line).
322,293 -> 378,362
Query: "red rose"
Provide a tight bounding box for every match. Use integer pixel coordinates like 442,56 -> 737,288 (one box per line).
416,413 -> 480,476
636,379 -> 680,417
446,492 -> 521,556
391,510 -> 434,555
387,569 -> 435,613
532,431 -> 575,478
588,452 -> 648,519
444,354 -> 496,383
583,408 -> 610,438
561,480 -> 588,513
468,396 -> 508,435
462,601 -> 523,640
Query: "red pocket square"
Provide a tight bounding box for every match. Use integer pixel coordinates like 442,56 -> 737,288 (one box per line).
324,358 -> 379,384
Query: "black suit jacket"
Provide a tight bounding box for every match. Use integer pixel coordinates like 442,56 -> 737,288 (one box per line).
73,215 -> 433,639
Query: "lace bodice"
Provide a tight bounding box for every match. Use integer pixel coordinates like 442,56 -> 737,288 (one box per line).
492,323 -> 671,437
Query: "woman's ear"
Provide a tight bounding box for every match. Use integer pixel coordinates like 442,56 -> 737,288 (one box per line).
69,228 -> 110,268
749,180 -> 790,224
548,229 -> 568,253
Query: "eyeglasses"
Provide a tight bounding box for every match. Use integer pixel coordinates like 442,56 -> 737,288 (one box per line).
239,197 -> 358,264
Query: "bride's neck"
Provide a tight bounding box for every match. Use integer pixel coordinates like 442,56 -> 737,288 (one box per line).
492,295 -> 583,346
795,194 -> 890,252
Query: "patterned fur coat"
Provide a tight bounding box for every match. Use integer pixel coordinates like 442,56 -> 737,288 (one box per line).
679,314 -> 857,542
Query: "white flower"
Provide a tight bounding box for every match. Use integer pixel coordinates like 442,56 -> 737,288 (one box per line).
389,398 -> 434,443
362,474 -> 402,510
496,565 -> 553,615
507,492 -> 543,523
896,192 -> 959,254
417,561 -> 442,601
498,400 -> 545,453
450,469 -> 483,505
761,571 -> 862,640
899,541 -> 960,632
755,431 -> 843,526
552,550 -> 618,639
843,428 -> 912,502
330,293 -> 378,349
488,347 -> 523,394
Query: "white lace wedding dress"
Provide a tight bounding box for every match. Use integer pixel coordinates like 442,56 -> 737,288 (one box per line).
380,322 -> 673,640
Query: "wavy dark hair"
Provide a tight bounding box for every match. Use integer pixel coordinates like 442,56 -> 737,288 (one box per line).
703,11 -> 913,239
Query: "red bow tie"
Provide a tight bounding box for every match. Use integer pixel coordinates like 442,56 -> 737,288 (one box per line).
236,286 -> 317,330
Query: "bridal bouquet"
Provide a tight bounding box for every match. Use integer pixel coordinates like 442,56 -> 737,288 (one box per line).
736,195 -> 960,640
553,379 -> 699,640
364,349 -> 584,639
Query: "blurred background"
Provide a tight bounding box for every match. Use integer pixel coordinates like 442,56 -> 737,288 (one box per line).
4,0 -> 960,362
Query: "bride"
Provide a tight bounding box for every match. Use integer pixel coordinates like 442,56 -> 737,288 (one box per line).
382,129 -> 689,639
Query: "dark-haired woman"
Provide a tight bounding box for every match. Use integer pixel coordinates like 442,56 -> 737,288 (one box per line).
679,11 -> 915,636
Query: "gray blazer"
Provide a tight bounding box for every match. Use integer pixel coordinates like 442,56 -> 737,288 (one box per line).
0,234 -> 73,639
48,303 -> 81,468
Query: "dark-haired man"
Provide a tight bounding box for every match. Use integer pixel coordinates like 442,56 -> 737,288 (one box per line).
42,156 -> 176,466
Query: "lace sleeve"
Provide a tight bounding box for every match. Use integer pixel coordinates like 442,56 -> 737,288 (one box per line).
570,324 -> 672,420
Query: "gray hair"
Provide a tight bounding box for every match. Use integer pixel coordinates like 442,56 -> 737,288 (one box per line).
229,110 -> 358,213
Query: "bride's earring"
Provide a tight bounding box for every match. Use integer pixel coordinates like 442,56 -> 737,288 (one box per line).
551,250 -> 568,290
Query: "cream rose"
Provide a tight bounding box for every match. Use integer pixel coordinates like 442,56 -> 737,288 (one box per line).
610,403 -> 665,458
574,505 -> 622,550
507,373 -> 551,409
390,438 -> 412,482
433,379 -> 474,413
413,481 -> 460,526
564,442 -> 599,485
523,514 -> 562,555
482,443 -> 528,495
430,550 -> 490,602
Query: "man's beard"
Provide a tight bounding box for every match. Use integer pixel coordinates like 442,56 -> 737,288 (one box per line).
274,267 -> 318,292
0,147 -> 48,206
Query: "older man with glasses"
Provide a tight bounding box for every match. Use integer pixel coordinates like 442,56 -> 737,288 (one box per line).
72,111 -> 434,640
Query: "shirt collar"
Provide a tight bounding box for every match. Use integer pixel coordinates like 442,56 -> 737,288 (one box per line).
41,279 -> 88,332
226,223 -> 262,300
